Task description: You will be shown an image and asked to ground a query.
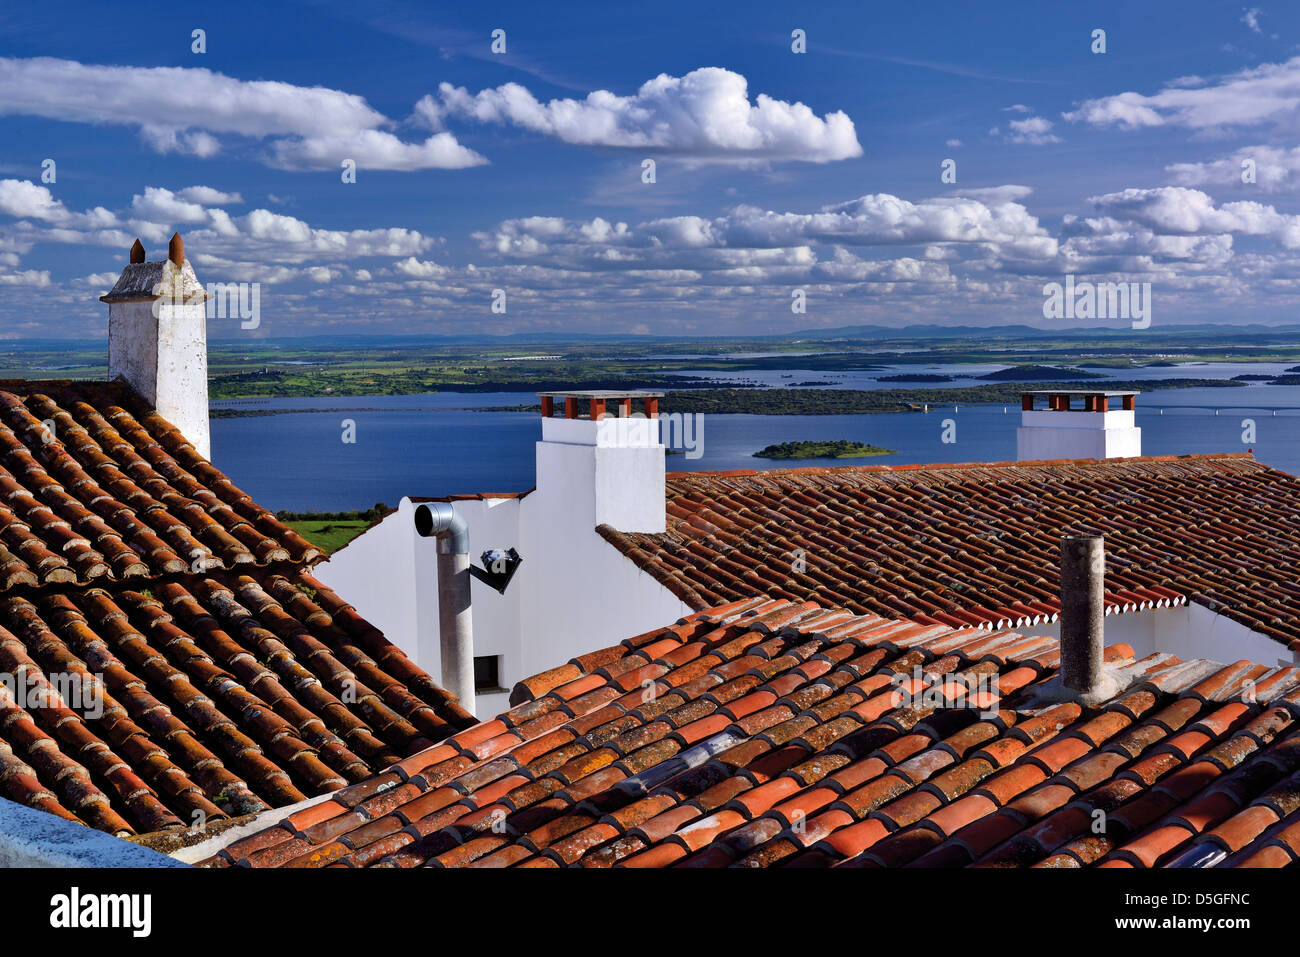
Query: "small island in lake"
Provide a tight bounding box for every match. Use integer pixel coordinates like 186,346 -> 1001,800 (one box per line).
753,439 -> 897,460
877,373 -> 954,383
977,365 -> 1102,381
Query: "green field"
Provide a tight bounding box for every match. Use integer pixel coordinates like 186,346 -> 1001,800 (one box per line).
285,519 -> 373,554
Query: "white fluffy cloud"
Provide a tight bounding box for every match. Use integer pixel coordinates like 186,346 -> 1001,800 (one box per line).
0,179 -> 117,228
13,171 -> 1300,333
175,186 -> 243,205
0,56 -> 487,171
466,189 -> 1057,300
0,178 -> 439,296
992,115 -> 1062,145
270,130 -> 485,173
0,179 -> 69,221
1087,186 -> 1300,248
1166,145 -> 1300,192
1064,56 -> 1300,134
394,257 -> 450,279
0,268 -> 50,287
420,67 -> 862,163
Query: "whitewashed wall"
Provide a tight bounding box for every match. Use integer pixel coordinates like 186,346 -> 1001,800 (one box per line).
1014,603 -> 1294,667
314,489 -> 689,720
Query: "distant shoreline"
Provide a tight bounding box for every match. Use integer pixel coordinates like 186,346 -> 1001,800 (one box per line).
208,376 -> 1244,419
210,404 -> 531,418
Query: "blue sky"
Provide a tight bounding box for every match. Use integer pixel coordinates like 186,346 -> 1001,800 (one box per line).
1,0 -> 1299,338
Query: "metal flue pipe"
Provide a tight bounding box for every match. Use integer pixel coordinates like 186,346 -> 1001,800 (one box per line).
414,503 -> 475,715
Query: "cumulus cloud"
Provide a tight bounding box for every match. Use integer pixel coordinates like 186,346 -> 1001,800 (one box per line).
0,56 -> 487,171
129,187 -> 220,225
175,186 -> 243,205
1242,7 -> 1263,34
1064,56 -> 1300,134
0,177 -> 439,295
473,189 -> 1059,282
270,130 -> 485,173
1087,186 -> 1300,247
1060,215 -> 1236,274
0,179 -> 69,221
13,170 -> 1300,334
726,193 -> 1055,258
140,126 -> 221,158
991,115 -> 1062,145
1166,144 -> 1300,192
233,209 -> 434,262
393,257 -> 450,279
419,67 -> 862,163
0,179 -> 117,228
0,268 -> 50,287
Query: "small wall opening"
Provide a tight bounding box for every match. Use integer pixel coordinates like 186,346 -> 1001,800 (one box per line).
474,654 -> 504,693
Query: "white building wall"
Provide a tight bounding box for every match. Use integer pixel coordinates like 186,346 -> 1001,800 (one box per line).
518,446 -> 688,689
312,502 -> 420,651
1013,603 -> 1294,667
1153,603 -> 1296,666
314,484 -> 689,720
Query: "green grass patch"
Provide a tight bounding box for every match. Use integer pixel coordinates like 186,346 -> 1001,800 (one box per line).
285,519 -> 373,555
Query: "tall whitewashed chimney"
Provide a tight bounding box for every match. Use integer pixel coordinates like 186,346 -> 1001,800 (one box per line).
1016,390 -> 1141,461
534,390 -> 666,532
101,234 -> 211,459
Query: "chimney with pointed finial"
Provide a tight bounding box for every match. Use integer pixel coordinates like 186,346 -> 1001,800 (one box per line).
101,233 -> 211,459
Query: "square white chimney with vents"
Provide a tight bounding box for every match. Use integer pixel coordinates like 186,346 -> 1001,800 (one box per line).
1016,390 -> 1141,461
535,391 -> 666,533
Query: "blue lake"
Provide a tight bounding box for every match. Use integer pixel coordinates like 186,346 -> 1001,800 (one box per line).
210,365 -> 1300,511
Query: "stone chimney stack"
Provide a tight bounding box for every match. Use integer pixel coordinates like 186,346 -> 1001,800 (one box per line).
101,234 -> 212,459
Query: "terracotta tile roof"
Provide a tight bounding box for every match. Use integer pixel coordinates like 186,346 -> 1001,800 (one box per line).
207,596 -> 1300,868
0,380 -> 476,835
598,452 -> 1300,649
0,380 -> 320,586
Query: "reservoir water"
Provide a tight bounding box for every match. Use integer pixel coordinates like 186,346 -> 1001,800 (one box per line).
210,364 -> 1300,511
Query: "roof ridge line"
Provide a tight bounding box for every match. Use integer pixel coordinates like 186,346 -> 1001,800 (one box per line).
665,450 -> 1258,481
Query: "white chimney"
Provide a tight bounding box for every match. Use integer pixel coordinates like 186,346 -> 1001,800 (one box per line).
101,234 -> 211,459
1016,390 -> 1141,461
535,391 -> 665,532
